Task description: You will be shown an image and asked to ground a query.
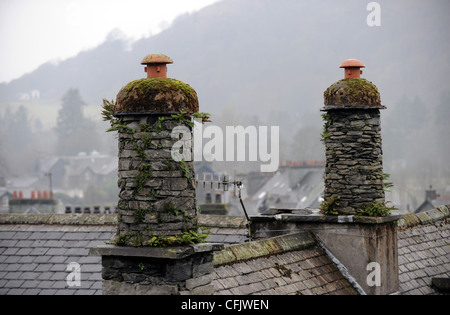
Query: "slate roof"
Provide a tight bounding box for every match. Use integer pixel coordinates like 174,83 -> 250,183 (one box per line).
1,206 -> 449,295
397,207 -> 450,295
212,232 -> 357,295
246,167 -> 324,214
198,215 -> 248,245
0,216 -> 115,295
38,155 -> 118,177
416,196 -> 450,214
0,214 -> 247,295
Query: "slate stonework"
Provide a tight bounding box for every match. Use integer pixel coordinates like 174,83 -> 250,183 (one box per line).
115,114 -> 198,246
322,108 -> 385,214
94,244 -> 217,295
95,55 -> 215,295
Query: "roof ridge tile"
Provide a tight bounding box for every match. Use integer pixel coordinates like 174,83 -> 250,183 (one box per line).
397,205 -> 449,229
213,232 -> 315,266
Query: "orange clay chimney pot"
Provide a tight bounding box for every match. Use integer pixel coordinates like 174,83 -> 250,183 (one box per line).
340,59 -> 366,79
141,53 -> 174,79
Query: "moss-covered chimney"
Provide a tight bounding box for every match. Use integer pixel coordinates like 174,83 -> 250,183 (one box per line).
91,54 -> 218,296
114,54 -> 199,246
322,59 -> 386,215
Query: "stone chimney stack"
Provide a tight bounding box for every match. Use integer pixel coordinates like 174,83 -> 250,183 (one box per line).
113,53 -> 199,244
322,59 -> 386,214
251,60 -> 400,295
91,54 -> 219,295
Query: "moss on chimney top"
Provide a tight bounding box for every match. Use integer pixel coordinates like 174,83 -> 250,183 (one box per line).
324,78 -> 381,107
115,78 -> 199,114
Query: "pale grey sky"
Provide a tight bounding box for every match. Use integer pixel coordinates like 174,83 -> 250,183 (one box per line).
0,0 -> 220,83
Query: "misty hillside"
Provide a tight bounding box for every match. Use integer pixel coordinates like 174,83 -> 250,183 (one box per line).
1,1 -> 449,169
1,0 -> 449,119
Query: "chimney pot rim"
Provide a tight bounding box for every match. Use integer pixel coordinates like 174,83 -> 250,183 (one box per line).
339,59 -> 366,69
141,53 -> 174,65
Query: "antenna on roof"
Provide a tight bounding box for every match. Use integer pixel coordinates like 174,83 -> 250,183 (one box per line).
196,174 -> 252,241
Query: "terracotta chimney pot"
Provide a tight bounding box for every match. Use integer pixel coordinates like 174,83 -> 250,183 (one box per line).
141,53 -> 174,79
340,59 -> 366,79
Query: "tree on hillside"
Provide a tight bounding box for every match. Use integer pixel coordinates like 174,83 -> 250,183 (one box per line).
12,105 -> 34,151
55,89 -> 101,155
0,112 -> 9,177
55,89 -> 86,139
434,91 -> 450,169
0,105 -> 38,176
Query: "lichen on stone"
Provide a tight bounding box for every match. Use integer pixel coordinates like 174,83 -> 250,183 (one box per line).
115,78 -> 199,114
323,78 -> 381,107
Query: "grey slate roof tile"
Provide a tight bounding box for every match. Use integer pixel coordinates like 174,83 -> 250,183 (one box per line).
34,256 -> 52,264
397,211 -> 450,295
22,281 -> 40,289
1,210 -> 448,295
212,240 -> 358,295
35,264 -> 53,272
30,248 -> 49,256
48,256 -> 66,264
7,288 -> 25,295
39,289 -> 57,295
61,232 -> 87,240
46,248 -> 66,256
16,247 -> 33,255
64,247 -> 89,256
0,221 -> 116,295
4,264 -> 20,272
4,256 -> 20,264
5,280 -> 24,288
37,272 -> 54,280
0,240 -> 18,247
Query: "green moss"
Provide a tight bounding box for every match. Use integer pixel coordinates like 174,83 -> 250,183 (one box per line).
383,173 -> 394,192
144,229 -> 209,247
112,227 -> 209,248
356,201 -> 395,217
321,113 -> 332,143
179,159 -> 192,181
133,163 -> 153,197
135,206 -> 154,224
163,202 -> 177,214
193,112 -> 212,123
123,78 -> 192,97
324,78 -> 381,107
320,195 -> 340,215
112,233 -> 129,246
167,158 -> 174,171
115,78 -> 199,114
141,133 -> 153,148
130,232 -> 144,247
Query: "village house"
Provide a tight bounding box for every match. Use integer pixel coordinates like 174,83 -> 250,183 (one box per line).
35,152 -> 117,191
415,186 -> 450,214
